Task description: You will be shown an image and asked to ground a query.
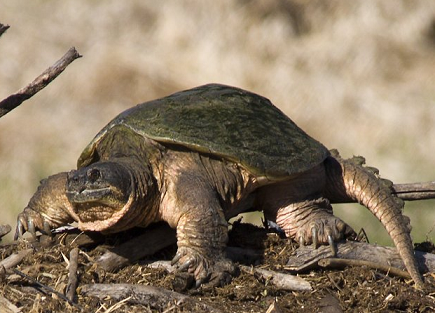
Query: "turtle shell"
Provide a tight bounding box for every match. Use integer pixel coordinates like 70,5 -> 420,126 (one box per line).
78,84 -> 329,179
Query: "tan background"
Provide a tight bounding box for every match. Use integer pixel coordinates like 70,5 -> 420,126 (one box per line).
1,0 -> 434,244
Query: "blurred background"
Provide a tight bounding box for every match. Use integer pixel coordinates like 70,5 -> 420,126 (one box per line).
0,0 -> 434,244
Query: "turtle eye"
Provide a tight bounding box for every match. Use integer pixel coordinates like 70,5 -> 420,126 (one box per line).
87,168 -> 101,183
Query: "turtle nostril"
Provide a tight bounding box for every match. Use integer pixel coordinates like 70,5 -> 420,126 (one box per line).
87,168 -> 101,183
67,171 -> 80,185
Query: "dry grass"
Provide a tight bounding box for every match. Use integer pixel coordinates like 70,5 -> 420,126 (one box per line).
0,0 -> 434,244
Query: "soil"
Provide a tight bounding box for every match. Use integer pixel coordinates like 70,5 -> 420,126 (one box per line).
1,222 -> 434,313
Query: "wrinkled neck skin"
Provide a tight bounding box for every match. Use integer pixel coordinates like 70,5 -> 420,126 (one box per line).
75,157 -> 160,233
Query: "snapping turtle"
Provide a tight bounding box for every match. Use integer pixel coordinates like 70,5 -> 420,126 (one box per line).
16,84 -> 423,288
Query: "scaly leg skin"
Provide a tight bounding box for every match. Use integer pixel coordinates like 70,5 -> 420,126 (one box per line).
171,203 -> 237,288
167,174 -> 237,288
15,172 -> 75,240
275,198 -> 356,253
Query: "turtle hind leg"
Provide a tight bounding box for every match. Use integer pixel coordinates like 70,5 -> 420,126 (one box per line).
259,165 -> 356,250
274,197 -> 356,250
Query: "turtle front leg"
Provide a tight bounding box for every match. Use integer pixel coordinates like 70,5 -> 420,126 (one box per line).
15,172 -> 76,239
275,198 -> 356,252
172,211 -> 235,287
163,175 -> 237,287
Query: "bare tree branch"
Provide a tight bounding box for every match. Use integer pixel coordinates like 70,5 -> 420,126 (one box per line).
0,47 -> 82,118
392,181 -> 435,201
286,241 -> 435,274
0,23 -> 10,38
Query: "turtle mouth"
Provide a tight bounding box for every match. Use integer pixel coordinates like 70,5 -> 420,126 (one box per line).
67,187 -> 126,223
67,187 -> 113,204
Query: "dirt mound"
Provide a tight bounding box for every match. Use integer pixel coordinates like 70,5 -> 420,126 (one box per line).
1,222 -> 434,312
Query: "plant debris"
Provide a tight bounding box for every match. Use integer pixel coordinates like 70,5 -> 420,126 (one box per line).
1,222 -> 434,312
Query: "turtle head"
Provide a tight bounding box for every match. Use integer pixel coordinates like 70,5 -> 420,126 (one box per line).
66,161 -> 133,231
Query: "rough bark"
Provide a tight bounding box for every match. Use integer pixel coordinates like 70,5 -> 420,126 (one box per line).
286,240 -> 435,275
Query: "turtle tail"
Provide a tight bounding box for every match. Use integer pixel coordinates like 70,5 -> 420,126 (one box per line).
323,150 -> 424,289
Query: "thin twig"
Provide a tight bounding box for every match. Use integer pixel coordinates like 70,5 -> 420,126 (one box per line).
11,268 -> 82,309
0,47 -> 82,118
66,248 -> 79,303
318,257 -> 411,279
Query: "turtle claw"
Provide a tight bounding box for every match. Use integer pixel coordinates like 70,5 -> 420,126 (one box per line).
312,227 -> 318,249
170,252 -> 182,266
295,214 -> 355,255
176,258 -> 194,273
14,220 -> 24,241
171,246 -> 236,288
14,208 -> 53,240
171,247 -> 211,284
328,234 -> 337,256
27,219 -> 36,240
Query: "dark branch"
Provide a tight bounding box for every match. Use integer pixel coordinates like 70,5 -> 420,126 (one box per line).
0,23 -> 10,37
0,47 -> 82,118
